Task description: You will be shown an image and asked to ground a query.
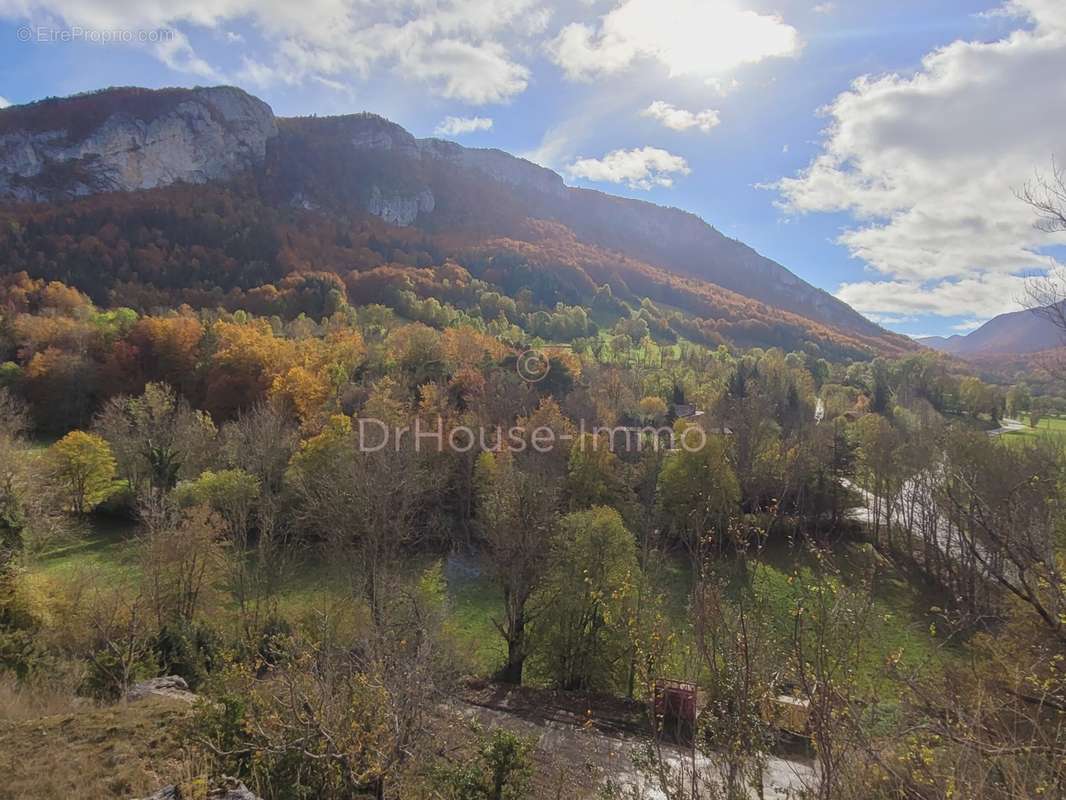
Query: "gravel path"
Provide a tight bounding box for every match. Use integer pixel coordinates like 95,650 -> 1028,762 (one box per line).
456,685 -> 816,799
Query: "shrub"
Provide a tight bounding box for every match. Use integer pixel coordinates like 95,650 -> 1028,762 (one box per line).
154,621 -> 221,691
82,645 -> 157,700
193,647 -> 394,800
431,727 -> 535,800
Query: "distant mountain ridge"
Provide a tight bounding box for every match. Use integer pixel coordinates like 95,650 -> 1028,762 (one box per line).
918,304 -> 1065,356
0,85 -> 909,356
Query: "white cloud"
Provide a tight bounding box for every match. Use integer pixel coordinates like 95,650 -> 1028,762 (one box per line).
548,0 -> 801,82
0,0 -> 544,104
953,319 -> 984,333
435,115 -> 494,136
154,29 -> 223,80
566,146 -> 690,190
865,313 -> 917,325
775,0 -> 1066,323
836,274 -> 1032,320
812,2 -> 835,14
707,77 -> 742,97
402,38 -> 529,104
1002,0 -> 1066,32
236,56 -> 284,88
0,96 -> 10,109
641,101 -> 720,133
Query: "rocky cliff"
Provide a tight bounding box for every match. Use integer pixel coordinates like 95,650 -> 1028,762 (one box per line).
0,86 -> 276,201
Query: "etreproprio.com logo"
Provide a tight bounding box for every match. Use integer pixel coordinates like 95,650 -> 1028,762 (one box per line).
17,25 -> 177,44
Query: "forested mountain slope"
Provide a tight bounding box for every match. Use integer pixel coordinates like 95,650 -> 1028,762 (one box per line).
0,86 -> 912,358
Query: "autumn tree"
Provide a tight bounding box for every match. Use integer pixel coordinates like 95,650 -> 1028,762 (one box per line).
788,568 -> 876,800
565,432 -> 630,512
48,431 -> 116,514
474,450 -> 559,685
431,727 -> 536,800
287,416 -> 442,625
177,468 -> 272,640
687,564 -> 777,799
532,507 -> 639,693
657,427 -> 740,557
138,504 -> 225,631
0,390 -> 70,566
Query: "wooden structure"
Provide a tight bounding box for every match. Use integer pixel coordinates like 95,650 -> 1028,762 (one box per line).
761,693 -> 812,737
654,679 -> 701,744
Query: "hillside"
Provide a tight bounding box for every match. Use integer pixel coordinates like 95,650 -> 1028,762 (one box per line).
270,113 -> 882,338
0,85 -> 911,358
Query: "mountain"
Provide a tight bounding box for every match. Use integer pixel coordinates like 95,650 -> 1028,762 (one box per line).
918,305 -> 1064,356
0,85 -> 911,358
268,112 -> 884,339
916,335 -> 963,353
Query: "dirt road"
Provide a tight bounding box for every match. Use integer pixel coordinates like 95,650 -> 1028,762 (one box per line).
457,683 -> 816,799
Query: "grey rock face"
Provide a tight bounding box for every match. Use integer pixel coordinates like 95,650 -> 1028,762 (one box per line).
0,87 -> 276,201
336,114 -> 563,226
125,675 -> 197,704
138,779 -> 263,800
366,184 -> 435,226
419,137 -> 566,198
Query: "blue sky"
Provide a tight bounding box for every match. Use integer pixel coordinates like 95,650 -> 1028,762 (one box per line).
2,0 -> 1064,338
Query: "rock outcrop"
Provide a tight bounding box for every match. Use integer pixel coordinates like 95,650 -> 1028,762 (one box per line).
0,86 -> 276,202
280,112 -> 564,228
140,778 -> 263,800
126,676 -> 198,705
366,184 -> 435,226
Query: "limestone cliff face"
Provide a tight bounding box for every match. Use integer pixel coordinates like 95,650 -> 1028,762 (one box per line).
304,113 -> 564,227
0,86 -> 276,201
418,137 -> 566,199
366,185 -> 436,226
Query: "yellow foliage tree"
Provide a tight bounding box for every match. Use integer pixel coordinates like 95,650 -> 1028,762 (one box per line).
48,431 -> 117,514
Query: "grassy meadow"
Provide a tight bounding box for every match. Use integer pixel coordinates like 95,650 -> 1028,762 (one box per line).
22,513 -> 952,709
1000,414 -> 1066,446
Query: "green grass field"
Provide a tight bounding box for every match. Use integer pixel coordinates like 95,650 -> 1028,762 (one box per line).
1000,414 -> 1066,446
27,516 -> 141,586
22,517 -> 950,700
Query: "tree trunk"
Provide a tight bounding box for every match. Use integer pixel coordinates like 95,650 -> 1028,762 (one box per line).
499,611 -> 526,685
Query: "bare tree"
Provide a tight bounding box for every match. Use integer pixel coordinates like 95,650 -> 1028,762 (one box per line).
939,436 -> 1066,644
138,502 -> 224,630
288,431 -> 443,625
220,400 -> 300,496
93,382 -> 217,500
218,401 -> 301,638
1019,161 -> 1066,335
1020,159 -> 1066,234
